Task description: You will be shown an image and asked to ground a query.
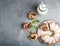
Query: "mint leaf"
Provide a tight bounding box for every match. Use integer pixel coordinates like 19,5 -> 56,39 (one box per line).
32,19 -> 40,24
30,32 -> 32,34
32,26 -> 37,28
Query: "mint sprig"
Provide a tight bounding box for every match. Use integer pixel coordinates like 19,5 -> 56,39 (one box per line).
32,19 -> 40,24
31,26 -> 38,29
30,32 -> 33,35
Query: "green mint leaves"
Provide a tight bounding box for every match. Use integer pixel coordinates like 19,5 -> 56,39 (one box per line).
32,19 -> 40,24
31,26 -> 38,29
29,32 -> 33,35
31,19 -> 41,29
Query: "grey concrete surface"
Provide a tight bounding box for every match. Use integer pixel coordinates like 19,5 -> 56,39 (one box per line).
0,0 -> 60,46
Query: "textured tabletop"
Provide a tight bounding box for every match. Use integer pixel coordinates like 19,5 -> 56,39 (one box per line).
1,0 -> 60,46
